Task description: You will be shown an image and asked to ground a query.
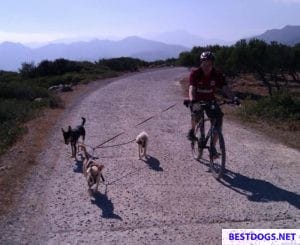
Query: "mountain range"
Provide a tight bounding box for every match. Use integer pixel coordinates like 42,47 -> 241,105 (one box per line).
0,25 -> 299,71
252,25 -> 300,46
0,37 -> 188,71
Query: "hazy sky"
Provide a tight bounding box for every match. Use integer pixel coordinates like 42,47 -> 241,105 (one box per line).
0,0 -> 299,43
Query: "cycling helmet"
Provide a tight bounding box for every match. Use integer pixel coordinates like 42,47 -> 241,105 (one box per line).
200,51 -> 215,62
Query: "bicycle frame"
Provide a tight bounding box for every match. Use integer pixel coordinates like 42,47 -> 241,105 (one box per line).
194,105 -> 218,151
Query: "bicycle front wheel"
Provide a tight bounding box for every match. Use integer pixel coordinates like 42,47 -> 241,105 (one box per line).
191,123 -> 204,160
209,130 -> 226,179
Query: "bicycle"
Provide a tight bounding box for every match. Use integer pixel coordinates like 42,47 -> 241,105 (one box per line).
184,99 -> 238,179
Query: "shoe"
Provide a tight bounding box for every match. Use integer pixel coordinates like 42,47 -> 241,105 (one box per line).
187,129 -> 197,142
210,146 -> 219,159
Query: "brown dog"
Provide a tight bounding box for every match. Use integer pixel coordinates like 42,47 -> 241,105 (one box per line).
86,164 -> 105,193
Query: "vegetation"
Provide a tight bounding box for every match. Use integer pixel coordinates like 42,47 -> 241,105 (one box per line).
238,91 -> 300,130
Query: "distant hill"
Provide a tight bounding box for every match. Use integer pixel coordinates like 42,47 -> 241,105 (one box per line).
252,25 -> 300,46
0,36 -> 189,71
0,42 -> 33,71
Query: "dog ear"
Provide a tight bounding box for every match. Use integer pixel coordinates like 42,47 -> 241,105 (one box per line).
68,125 -> 72,131
61,128 -> 65,133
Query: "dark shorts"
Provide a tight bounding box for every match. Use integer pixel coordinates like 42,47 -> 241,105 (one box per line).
191,101 -> 224,131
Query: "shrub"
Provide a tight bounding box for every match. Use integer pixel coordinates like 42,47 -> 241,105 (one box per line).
238,91 -> 300,128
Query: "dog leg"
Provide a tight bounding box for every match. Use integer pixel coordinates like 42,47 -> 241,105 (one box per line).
71,145 -> 74,158
74,143 -> 77,158
144,143 -> 147,158
72,142 -> 77,158
138,144 -> 141,159
95,176 -> 100,192
143,147 -> 146,158
101,174 -> 105,182
139,145 -> 143,159
83,162 -> 87,176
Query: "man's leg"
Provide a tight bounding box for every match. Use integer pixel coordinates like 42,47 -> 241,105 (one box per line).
187,118 -> 198,141
187,107 -> 201,141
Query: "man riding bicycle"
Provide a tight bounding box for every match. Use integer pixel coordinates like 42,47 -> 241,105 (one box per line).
187,51 -> 238,157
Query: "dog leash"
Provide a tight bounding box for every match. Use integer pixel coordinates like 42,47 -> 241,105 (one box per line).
92,103 -> 178,150
161,103 -> 177,112
105,165 -> 149,186
94,132 -> 125,150
79,138 -> 136,159
134,116 -> 155,127
97,139 -> 136,149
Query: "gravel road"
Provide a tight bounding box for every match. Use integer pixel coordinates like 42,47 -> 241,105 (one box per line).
0,67 -> 299,244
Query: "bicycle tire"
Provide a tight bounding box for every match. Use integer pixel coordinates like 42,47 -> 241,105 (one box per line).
191,123 -> 204,160
209,130 -> 226,179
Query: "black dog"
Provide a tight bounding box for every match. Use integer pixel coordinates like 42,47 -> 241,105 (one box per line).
62,117 -> 86,158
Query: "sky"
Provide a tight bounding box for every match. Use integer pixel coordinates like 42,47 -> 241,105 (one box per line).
0,0 -> 299,44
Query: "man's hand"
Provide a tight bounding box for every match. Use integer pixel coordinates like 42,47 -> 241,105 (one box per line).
183,99 -> 190,107
183,99 -> 197,108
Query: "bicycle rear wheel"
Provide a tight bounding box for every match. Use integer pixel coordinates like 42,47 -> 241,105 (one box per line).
191,123 -> 204,160
209,130 -> 226,179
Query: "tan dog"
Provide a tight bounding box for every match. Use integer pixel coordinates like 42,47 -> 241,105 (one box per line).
135,131 -> 149,159
86,164 -> 105,193
78,144 -> 105,193
78,144 -> 92,175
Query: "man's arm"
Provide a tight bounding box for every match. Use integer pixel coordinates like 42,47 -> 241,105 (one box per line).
189,85 -> 196,101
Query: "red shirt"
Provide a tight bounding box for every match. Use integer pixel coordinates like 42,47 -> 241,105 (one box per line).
189,67 -> 226,101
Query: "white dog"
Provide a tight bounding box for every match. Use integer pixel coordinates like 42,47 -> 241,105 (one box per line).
135,131 -> 149,159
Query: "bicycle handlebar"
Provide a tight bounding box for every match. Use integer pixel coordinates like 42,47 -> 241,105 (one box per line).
183,99 -> 240,108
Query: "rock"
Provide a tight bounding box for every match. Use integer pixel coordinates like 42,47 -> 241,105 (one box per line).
34,98 -> 42,102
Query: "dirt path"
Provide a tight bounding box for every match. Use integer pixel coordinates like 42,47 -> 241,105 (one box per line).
0,67 -> 299,244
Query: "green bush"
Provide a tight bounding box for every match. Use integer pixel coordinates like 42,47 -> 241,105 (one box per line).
0,70 -> 20,82
238,91 -> 300,125
0,99 -> 38,123
0,99 -> 38,153
0,121 -> 26,154
0,81 -> 49,100
97,57 -> 145,71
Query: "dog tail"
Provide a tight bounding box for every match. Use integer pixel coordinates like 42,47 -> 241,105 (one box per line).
81,117 -> 86,126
